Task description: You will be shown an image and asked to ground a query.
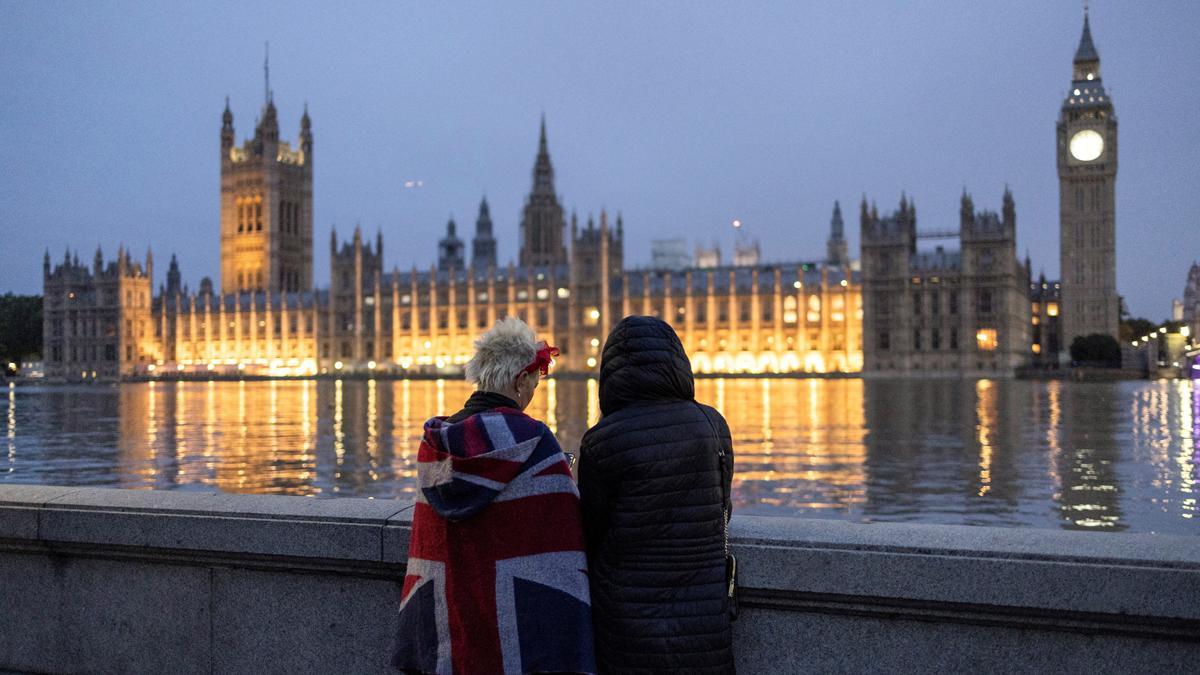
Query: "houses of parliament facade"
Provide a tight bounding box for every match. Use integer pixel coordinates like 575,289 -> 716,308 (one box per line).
41,13 -> 1113,381
42,100 -> 863,380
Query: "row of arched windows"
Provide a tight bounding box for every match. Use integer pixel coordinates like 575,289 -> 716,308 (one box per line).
236,195 -> 263,233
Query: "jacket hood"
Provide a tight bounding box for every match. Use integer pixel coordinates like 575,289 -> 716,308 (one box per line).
598,315 -> 695,416
418,409 -> 544,520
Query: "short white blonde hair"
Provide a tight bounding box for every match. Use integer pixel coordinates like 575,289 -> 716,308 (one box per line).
465,316 -> 539,392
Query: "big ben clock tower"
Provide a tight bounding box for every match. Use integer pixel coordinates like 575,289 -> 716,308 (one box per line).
1058,10 -> 1119,352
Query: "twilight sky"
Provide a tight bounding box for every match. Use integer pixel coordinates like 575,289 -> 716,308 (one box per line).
1,1 -> 1197,319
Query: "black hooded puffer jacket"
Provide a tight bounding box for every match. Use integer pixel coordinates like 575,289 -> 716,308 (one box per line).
578,315 -> 734,674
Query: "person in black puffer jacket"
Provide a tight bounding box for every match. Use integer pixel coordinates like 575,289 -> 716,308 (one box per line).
578,315 -> 735,674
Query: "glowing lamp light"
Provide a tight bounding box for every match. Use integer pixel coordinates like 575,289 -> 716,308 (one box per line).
586,357 -> 597,368
237,363 -> 246,371
147,364 -> 156,372
1160,327 -> 1167,334
367,360 -> 377,370
334,361 -> 344,370
589,309 -> 601,320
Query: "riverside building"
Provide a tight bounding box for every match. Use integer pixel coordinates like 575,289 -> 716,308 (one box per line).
42,99 -> 862,380
859,190 -> 1031,375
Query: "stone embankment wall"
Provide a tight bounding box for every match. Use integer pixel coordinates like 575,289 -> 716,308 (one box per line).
1,485 -> 1197,673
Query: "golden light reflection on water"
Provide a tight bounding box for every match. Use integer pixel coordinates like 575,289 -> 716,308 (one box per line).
7,383 -> 16,474
976,379 -> 995,497
1046,379 -> 1062,493
1177,379 -> 1196,518
5,378 -> 1200,533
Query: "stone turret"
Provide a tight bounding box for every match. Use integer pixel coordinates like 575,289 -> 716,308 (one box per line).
438,218 -> 465,272
472,196 -> 497,270
826,201 -> 850,267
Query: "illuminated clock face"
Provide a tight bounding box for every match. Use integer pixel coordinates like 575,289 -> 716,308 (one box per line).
1069,129 -> 1104,162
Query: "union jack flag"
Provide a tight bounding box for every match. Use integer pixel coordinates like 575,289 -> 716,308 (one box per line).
392,409 -> 595,674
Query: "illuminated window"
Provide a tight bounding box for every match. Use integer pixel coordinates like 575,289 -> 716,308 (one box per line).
584,308 -> 600,326
783,296 -> 797,324
976,328 -> 998,352
1032,343 -> 1042,354
517,290 -> 529,300
808,295 -> 820,312
1047,303 -> 1059,317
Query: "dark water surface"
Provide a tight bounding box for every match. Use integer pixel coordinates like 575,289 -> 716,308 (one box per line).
3,378 -> 1197,534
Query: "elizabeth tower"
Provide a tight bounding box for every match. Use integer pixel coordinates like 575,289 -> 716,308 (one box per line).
1057,11 -> 1119,349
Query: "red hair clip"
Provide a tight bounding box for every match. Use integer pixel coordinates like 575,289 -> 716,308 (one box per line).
521,341 -> 560,377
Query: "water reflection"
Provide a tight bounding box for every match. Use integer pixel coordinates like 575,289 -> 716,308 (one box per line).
2,378 -> 1198,534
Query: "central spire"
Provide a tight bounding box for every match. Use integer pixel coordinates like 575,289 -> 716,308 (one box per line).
264,42 -> 271,105
531,114 -> 555,197
520,116 -> 567,267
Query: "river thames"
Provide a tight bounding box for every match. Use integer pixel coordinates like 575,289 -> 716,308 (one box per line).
2,377 -> 1197,534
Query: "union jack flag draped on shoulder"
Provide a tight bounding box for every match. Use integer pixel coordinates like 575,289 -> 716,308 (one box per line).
392,407 -> 595,675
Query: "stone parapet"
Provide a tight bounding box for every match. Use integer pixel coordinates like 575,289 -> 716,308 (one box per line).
1,485 -> 1197,673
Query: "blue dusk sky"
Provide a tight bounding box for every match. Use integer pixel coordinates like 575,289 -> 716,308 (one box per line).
1,1 -> 1197,319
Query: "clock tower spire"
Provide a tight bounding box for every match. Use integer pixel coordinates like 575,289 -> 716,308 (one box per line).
1057,8 -> 1119,355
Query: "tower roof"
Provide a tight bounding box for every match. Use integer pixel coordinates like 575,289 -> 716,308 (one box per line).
1074,12 -> 1099,63
531,116 -> 555,196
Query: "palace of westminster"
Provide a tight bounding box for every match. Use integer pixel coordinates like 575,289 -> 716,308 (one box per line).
41,14 -> 1118,380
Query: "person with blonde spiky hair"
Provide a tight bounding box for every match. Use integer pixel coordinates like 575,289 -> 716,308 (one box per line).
392,317 -> 595,675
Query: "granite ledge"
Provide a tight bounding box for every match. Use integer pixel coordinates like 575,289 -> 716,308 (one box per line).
730,514 -> 1200,568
